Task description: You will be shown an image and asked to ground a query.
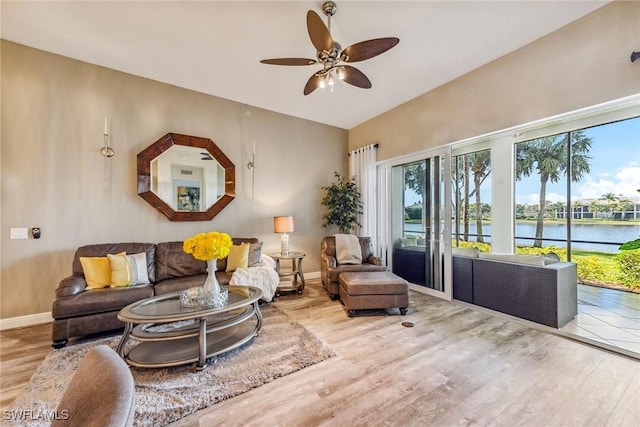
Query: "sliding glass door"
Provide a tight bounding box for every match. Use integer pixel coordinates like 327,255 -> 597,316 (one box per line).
385,148 -> 451,299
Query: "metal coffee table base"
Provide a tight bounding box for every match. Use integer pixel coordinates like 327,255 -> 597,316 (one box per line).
117,286 -> 262,370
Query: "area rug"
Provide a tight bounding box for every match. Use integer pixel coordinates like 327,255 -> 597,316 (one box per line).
7,305 -> 335,427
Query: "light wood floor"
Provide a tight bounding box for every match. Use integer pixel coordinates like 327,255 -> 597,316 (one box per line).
2,278 -> 639,426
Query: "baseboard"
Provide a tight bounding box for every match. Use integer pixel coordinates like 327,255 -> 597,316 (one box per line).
0,312 -> 52,331
0,274 -> 321,331
306,271 -> 320,279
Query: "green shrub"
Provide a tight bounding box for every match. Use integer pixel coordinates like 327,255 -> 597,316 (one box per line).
616,249 -> 640,288
515,245 -> 567,261
455,240 -> 491,253
573,254 -> 620,284
574,255 -> 606,281
620,238 -> 640,251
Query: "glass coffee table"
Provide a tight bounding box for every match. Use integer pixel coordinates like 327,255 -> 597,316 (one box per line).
117,285 -> 262,370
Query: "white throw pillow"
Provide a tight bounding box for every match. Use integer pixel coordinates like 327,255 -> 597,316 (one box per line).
127,252 -> 150,285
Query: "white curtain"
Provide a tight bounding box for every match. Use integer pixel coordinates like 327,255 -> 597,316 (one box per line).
349,144 -> 377,254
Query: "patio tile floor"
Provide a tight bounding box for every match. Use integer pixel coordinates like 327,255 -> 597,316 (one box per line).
562,284 -> 640,355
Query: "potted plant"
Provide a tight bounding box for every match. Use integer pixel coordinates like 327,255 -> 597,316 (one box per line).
321,172 -> 363,233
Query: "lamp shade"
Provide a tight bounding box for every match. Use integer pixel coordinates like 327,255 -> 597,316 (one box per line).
274,216 -> 295,233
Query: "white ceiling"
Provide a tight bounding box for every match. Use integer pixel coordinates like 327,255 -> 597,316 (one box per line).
1,1 -> 609,130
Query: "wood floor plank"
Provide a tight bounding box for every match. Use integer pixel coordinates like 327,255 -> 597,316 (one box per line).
2,278 -> 638,426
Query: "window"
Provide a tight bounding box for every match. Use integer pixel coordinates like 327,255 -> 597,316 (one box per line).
514,116 -> 640,288
452,150 -> 492,249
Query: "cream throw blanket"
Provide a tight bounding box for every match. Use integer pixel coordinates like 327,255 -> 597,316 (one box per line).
335,234 -> 362,264
230,254 -> 279,302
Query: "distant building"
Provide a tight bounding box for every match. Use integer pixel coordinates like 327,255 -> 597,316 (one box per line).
553,196 -> 640,220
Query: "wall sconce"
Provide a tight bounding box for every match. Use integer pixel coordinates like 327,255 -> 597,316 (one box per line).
100,117 -> 115,197
274,215 -> 295,255
247,139 -> 256,200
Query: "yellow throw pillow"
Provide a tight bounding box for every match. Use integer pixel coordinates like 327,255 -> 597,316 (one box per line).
226,243 -> 250,272
108,253 -> 133,287
80,256 -> 112,289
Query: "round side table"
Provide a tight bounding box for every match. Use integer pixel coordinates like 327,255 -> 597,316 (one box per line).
269,251 -> 306,296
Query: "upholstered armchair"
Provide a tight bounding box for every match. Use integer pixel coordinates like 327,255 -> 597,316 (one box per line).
320,236 -> 387,299
52,345 -> 135,427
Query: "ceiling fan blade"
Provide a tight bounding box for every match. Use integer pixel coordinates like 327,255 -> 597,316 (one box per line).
260,58 -> 317,66
341,37 -> 400,63
303,73 -> 323,96
341,66 -> 372,89
307,10 -> 333,52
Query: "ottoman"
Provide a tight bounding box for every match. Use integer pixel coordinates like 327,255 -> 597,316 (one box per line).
339,271 -> 409,317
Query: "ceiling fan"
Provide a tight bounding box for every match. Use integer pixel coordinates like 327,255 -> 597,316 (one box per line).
260,1 -> 399,95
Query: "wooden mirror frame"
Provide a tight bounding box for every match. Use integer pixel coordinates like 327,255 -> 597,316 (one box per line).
137,133 -> 235,221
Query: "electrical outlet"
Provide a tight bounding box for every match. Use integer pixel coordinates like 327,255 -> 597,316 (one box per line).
10,228 -> 29,239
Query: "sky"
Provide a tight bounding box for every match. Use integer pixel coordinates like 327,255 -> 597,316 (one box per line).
516,116 -> 640,205
402,116 -> 640,207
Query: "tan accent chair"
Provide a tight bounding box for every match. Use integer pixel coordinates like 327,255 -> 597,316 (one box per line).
52,345 -> 135,427
320,236 -> 387,300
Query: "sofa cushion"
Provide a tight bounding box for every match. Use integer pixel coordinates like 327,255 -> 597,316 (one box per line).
478,253 -> 550,266
328,263 -> 387,282
153,274 -> 207,296
452,247 -> 480,258
154,272 -> 234,295
73,243 -> 156,283
155,241 -> 207,282
52,285 -> 154,319
339,271 -> 409,296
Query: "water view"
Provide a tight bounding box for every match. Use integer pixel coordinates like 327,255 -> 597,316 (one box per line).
405,222 -> 640,253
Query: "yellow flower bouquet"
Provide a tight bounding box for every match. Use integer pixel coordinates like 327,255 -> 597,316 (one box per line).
181,231 -> 233,307
183,231 -> 233,261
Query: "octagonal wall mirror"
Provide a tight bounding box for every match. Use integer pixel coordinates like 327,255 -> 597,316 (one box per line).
137,133 -> 235,221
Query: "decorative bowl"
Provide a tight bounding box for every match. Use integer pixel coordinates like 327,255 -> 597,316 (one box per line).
180,286 -> 228,308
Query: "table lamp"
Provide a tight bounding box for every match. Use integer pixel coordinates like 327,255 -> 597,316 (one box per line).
274,215 -> 295,255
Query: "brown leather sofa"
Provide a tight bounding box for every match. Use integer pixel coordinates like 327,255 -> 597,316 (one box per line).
320,236 -> 387,300
52,238 -> 258,348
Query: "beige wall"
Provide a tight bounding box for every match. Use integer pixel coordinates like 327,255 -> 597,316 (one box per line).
349,1 -> 640,160
0,41 -> 347,320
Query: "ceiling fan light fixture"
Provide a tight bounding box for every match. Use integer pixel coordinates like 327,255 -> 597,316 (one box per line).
259,1 -> 399,96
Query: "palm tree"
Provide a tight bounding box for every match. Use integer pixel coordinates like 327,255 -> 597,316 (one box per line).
516,131 -> 592,247
404,162 -> 426,200
468,151 -> 491,243
600,192 -> 618,218
463,155 -> 470,240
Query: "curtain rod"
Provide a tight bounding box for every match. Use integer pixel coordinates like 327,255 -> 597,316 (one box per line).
348,143 -> 379,156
